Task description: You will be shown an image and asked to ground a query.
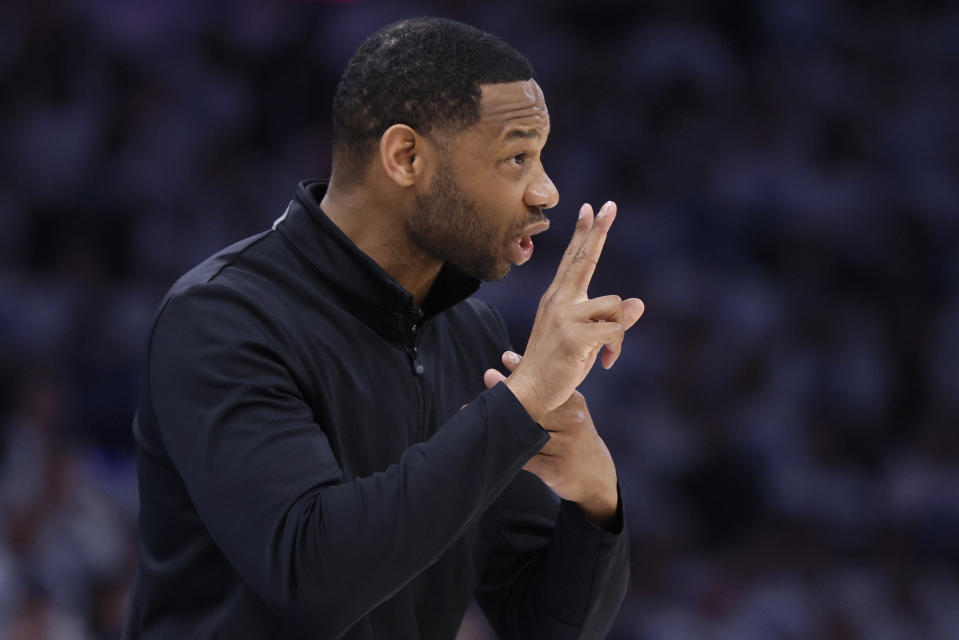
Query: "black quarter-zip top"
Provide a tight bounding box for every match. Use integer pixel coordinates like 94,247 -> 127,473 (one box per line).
125,180 -> 630,640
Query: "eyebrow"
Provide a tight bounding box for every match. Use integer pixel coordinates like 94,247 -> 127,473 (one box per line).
503,128 -> 542,142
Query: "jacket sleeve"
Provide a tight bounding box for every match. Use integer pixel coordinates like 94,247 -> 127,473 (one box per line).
473,303 -> 631,639
475,475 -> 630,639
146,284 -> 550,638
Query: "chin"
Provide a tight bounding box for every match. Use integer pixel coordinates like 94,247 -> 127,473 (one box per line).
450,251 -> 512,282
462,260 -> 511,283
487,258 -> 516,282
484,264 -> 512,282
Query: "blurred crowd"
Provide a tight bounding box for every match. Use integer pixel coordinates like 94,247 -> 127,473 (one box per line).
0,0 -> 957,638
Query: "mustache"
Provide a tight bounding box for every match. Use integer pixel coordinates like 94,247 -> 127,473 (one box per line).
518,210 -> 548,229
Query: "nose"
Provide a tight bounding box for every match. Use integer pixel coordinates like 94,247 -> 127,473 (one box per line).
524,170 -> 559,211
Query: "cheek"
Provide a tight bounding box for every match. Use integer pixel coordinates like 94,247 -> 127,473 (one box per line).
463,169 -> 528,236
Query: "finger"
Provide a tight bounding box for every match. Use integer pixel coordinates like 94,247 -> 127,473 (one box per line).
560,201 -> 617,299
576,321 -> 624,357
602,298 -> 645,369
546,203 -> 594,296
571,294 -> 625,322
483,368 -> 507,389
538,402 -> 588,435
591,318 -> 625,371
523,450 -> 558,473
621,298 -> 645,330
600,328 -> 625,369
534,438 -> 562,456
500,350 -> 522,372
565,295 -> 626,369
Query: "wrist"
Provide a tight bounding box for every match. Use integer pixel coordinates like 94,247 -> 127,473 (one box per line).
577,481 -> 619,528
504,376 -> 546,423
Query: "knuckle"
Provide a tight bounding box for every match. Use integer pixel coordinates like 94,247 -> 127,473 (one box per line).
575,252 -> 599,268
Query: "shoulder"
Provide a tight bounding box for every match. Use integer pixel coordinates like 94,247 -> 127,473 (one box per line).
150,230 -> 289,347
163,231 -> 272,303
146,256 -> 300,397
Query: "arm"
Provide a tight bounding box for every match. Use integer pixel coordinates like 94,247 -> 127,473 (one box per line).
477,474 -> 629,639
147,284 -> 549,638
473,201 -> 644,637
476,384 -> 631,639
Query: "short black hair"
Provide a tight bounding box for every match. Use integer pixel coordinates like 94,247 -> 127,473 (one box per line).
331,17 -> 534,181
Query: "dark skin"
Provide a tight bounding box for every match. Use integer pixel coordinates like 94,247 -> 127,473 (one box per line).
321,79 -> 644,525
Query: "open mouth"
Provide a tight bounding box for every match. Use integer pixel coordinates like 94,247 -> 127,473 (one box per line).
508,221 -> 550,266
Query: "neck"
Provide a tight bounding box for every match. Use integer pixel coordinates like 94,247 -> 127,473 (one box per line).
320,179 -> 442,306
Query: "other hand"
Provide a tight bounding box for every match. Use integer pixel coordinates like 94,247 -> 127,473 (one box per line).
485,352 -> 618,526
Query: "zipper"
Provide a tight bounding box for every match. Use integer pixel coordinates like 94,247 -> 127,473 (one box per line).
403,316 -> 426,442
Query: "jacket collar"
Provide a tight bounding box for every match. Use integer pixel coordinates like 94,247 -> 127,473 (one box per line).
274,180 -> 480,341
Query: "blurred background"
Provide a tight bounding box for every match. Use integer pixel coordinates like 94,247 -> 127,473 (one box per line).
0,0 -> 957,638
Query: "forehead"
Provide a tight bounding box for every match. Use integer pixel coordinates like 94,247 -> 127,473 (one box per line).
476,79 -> 550,141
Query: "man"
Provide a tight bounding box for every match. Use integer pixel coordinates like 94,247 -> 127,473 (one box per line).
125,17 -> 644,640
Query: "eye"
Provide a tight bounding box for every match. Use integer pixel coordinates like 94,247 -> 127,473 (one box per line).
511,153 -> 527,166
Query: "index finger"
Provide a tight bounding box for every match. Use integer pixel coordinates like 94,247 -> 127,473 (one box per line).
545,202 -> 595,296
558,200 -> 617,298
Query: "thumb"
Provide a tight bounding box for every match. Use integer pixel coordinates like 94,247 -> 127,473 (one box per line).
484,368 -> 507,389
501,350 -> 522,371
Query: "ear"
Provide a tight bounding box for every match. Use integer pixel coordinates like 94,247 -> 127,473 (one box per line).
378,124 -> 432,187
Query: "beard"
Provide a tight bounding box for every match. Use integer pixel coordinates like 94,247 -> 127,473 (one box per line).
407,163 -> 511,282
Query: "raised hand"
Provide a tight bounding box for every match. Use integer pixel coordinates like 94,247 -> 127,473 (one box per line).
498,201 -> 644,423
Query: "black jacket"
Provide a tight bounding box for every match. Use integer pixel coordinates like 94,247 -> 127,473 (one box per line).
124,180 -> 630,639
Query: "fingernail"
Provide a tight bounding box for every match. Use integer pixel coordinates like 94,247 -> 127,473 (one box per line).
597,201 -> 612,218
578,204 -> 589,219
505,351 -> 521,364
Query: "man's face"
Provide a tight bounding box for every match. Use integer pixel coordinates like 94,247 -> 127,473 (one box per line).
406,79 -> 559,281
